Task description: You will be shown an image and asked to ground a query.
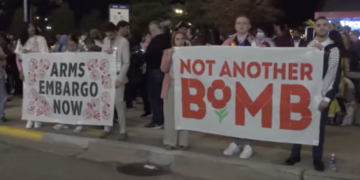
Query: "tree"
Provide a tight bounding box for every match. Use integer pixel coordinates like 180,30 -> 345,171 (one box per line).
173,0 -> 209,27
79,9 -> 103,31
203,0 -> 282,34
303,19 -> 315,27
10,6 -> 37,36
130,0 -> 172,34
49,2 -> 75,34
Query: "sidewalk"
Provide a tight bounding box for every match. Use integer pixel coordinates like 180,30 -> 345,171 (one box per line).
2,98 -> 360,180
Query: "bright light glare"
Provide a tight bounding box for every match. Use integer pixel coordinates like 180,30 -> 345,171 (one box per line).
175,8 -> 183,14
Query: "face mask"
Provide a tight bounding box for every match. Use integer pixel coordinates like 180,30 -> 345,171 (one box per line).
256,32 -> 265,40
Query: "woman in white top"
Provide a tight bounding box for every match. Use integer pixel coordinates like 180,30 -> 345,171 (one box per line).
15,22 -> 49,129
53,35 -> 84,133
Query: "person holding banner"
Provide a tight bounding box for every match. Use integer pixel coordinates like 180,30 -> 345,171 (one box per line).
101,22 -> 130,140
15,22 -> 49,129
222,15 -> 260,159
53,35 -> 84,132
285,17 -> 341,172
161,31 -> 189,150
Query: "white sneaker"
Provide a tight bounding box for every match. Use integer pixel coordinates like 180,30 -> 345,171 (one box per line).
53,124 -> 69,130
223,143 -> 240,156
239,145 -> 253,159
103,126 -> 111,132
73,125 -> 83,133
26,121 -> 34,129
34,122 -> 42,129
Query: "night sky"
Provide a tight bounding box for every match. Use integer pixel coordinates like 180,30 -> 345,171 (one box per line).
0,0 -> 321,31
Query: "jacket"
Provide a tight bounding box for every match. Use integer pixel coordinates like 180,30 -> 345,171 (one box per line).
160,48 -> 173,99
102,35 -> 130,84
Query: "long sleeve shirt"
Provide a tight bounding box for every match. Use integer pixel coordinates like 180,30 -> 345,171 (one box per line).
102,35 -> 130,84
307,38 -> 340,103
15,35 -> 49,72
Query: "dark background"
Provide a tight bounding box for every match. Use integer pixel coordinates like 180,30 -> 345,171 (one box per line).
0,0 -> 333,31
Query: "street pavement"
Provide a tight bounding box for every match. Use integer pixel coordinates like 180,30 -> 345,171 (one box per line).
0,136 -> 294,180
0,139 -> 200,180
4,98 -> 360,173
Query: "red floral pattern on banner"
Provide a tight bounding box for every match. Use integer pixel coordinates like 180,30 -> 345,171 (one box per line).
27,88 -> 52,117
87,58 -> 112,89
27,59 -> 51,86
81,91 -> 112,120
100,59 -> 110,73
82,98 -> 110,121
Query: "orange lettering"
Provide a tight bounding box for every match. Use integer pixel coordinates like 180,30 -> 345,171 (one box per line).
192,59 -> 205,75
280,84 -> 311,130
273,63 -> 286,80
300,63 -> 313,80
247,62 -> 261,78
219,61 -> 232,77
180,59 -> 191,74
262,62 -> 272,79
205,60 -> 216,76
288,63 -> 298,80
233,61 -> 245,77
235,82 -> 273,128
181,78 -> 206,119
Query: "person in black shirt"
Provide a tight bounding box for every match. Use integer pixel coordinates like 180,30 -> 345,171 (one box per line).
143,21 -> 171,128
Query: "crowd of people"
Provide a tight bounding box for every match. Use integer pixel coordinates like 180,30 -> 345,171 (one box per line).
0,14 -> 359,172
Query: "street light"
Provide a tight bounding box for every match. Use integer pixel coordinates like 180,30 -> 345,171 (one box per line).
46,26 -> 51,30
174,8 -> 183,15
44,18 -> 48,21
35,16 -> 39,19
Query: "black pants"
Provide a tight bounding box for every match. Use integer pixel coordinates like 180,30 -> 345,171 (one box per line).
289,107 -> 329,162
13,71 -> 22,96
147,69 -> 164,125
336,97 -> 346,113
125,83 -> 136,108
141,73 -> 151,114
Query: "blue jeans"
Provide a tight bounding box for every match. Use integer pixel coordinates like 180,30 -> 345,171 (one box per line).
146,69 -> 164,125
0,79 -> 7,118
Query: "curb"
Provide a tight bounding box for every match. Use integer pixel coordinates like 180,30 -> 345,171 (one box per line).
0,126 -> 44,140
0,126 -> 359,180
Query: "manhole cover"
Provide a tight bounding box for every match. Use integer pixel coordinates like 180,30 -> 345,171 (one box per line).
117,163 -> 168,176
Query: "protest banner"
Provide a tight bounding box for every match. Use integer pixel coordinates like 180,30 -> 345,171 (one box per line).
173,46 -> 324,145
21,52 -> 117,126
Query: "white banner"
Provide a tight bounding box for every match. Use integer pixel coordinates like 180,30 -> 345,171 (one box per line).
21,52 -> 117,126
173,46 -> 324,145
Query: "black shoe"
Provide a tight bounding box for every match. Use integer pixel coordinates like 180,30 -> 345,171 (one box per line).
313,161 -> 325,172
118,133 -> 128,141
0,117 -> 9,123
144,123 -> 163,129
141,112 -> 151,117
285,157 -> 301,166
99,131 -> 112,139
